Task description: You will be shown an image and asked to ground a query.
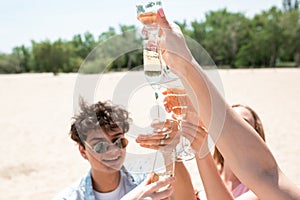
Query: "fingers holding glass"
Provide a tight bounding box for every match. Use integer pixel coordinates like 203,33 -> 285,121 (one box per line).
151,118 -> 178,132
162,88 -> 188,116
136,119 -> 179,150
181,120 -> 208,153
145,176 -> 175,199
123,175 -> 175,200
160,87 -> 195,161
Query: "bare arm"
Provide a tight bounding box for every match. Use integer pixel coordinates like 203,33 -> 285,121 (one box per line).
196,154 -> 233,200
173,161 -> 197,200
181,119 -> 233,200
157,8 -> 300,199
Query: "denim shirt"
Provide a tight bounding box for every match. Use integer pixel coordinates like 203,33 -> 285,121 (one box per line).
53,166 -> 146,200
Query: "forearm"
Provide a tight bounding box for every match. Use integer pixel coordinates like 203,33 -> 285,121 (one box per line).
160,150 -> 196,200
177,59 -> 300,198
157,10 -> 300,198
196,151 -> 233,200
219,109 -> 300,200
181,60 -> 274,178
172,161 -> 197,200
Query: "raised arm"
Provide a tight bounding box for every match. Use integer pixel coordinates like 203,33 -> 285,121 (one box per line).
173,161 -> 197,200
156,8 -> 300,200
181,117 -> 234,200
136,115 -> 234,200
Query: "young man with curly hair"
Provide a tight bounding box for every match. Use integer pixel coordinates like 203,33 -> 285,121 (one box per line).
54,100 -> 175,200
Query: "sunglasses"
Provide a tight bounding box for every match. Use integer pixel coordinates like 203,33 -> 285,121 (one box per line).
85,137 -> 128,154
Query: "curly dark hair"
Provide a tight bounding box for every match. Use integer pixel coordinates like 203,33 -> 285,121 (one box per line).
70,99 -> 131,148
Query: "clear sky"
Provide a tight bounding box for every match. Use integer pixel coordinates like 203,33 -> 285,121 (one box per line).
0,0 -> 282,53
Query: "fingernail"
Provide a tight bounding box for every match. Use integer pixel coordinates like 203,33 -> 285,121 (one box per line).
158,8 -> 165,18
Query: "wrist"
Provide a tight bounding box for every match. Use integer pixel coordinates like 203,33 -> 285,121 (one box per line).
172,57 -> 199,82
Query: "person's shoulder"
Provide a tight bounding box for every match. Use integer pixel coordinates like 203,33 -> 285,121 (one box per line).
52,171 -> 94,200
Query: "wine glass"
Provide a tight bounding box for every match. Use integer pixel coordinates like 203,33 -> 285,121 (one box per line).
136,0 -> 177,177
136,0 -> 164,120
136,0 -> 162,33
150,149 -> 175,187
159,78 -> 195,161
136,0 -> 194,161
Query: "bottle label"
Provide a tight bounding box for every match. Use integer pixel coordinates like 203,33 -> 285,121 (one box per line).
143,49 -> 161,71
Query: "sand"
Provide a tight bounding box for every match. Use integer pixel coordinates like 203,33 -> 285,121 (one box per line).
0,68 -> 299,199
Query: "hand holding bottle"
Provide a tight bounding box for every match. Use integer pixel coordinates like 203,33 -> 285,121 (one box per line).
156,8 -> 195,77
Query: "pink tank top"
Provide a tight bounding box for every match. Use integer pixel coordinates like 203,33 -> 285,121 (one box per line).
232,183 -> 249,198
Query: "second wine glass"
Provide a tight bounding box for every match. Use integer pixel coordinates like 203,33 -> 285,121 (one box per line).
159,78 -> 195,161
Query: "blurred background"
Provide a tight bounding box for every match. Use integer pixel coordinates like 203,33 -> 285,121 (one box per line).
1,0 -> 299,74
0,0 -> 299,199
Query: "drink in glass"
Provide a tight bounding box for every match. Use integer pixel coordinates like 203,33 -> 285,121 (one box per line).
150,149 -> 175,191
136,0 -> 163,87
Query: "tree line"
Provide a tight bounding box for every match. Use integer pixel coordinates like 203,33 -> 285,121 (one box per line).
0,5 -> 299,74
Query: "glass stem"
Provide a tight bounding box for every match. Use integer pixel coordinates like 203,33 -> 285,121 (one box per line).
155,91 -> 160,118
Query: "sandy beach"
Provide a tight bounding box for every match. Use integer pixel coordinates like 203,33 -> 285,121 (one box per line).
1,68 -> 299,199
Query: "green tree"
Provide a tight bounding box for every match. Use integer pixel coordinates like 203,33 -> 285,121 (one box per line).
190,20 -> 206,45
12,45 -> 31,72
236,7 -> 284,67
258,7 -> 283,67
79,27 -> 118,73
0,53 -> 22,73
98,27 -> 117,42
31,39 -> 78,74
72,31 -> 97,59
119,25 -> 142,70
280,9 -> 300,66
98,25 -> 142,72
283,0 -> 299,11
197,9 -> 251,67
31,40 -> 52,72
